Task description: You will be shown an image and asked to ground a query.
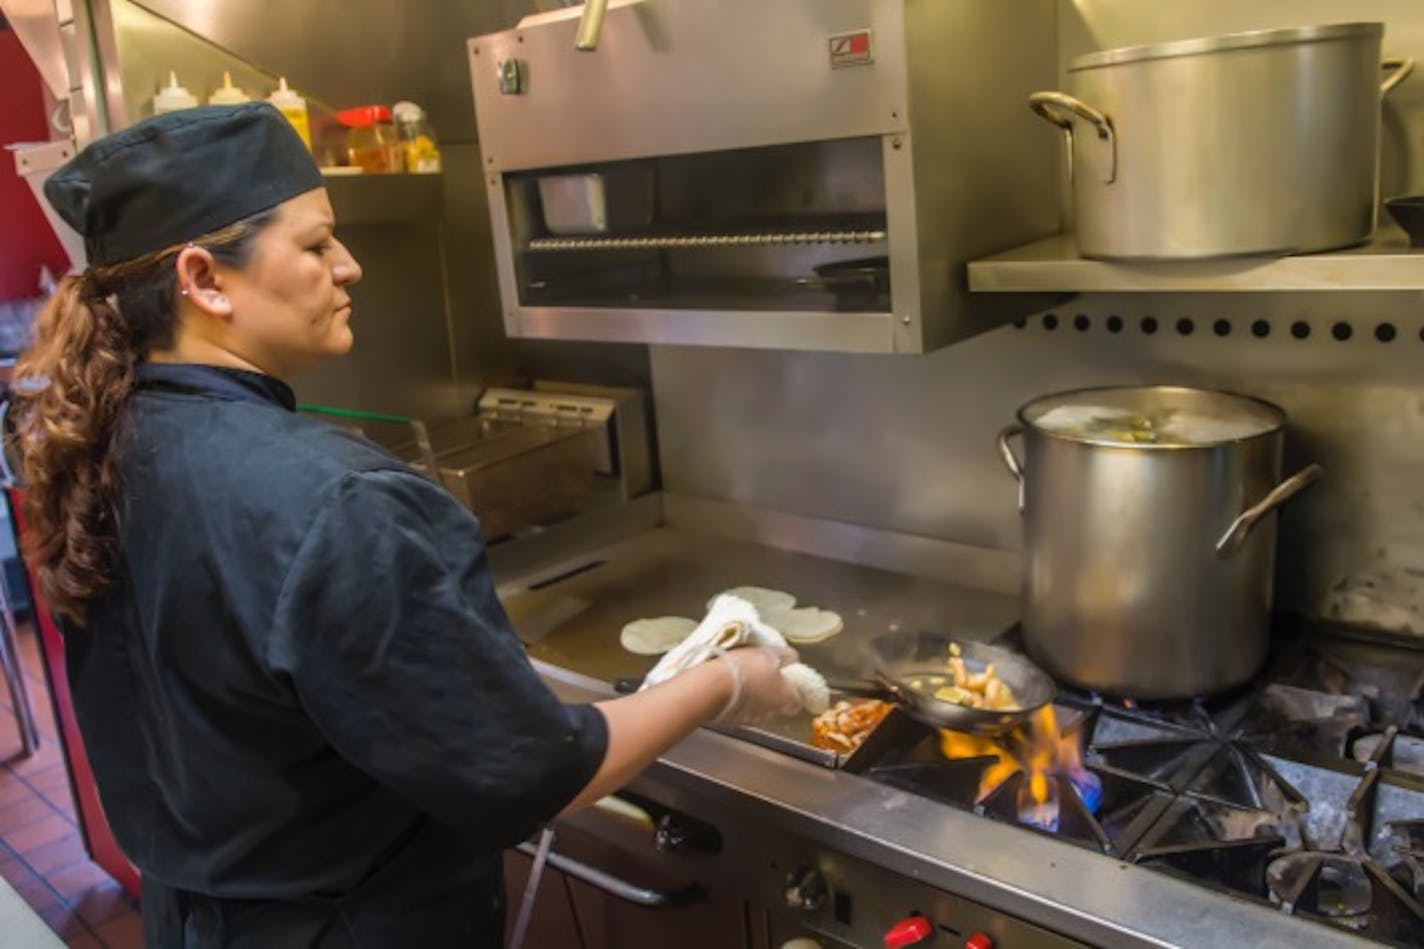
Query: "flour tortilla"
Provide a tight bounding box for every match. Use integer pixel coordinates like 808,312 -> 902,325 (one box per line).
764,606 -> 844,644
620,616 -> 698,655
707,586 -> 797,616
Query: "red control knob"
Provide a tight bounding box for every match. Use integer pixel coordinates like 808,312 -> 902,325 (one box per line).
965,933 -> 993,949
883,915 -> 934,948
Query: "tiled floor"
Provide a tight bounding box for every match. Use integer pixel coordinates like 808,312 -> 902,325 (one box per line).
0,619 -> 143,948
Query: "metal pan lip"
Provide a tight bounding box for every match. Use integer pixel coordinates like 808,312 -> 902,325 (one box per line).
1015,384 -> 1286,451
1069,22 -> 1382,72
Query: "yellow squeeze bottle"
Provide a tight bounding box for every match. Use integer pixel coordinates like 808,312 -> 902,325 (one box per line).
267,77 -> 312,150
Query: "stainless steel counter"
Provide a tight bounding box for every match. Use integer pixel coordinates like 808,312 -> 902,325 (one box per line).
496,500 -> 1373,948
502,523 -> 1018,763
534,668 -> 1366,949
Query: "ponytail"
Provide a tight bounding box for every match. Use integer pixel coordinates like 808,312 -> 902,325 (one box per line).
11,277 -> 136,624
10,209 -> 276,626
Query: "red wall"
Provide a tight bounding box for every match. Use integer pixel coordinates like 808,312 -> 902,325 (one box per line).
0,25 -> 70,301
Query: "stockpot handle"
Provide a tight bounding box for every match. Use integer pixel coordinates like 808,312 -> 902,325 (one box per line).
996,423 -> 1026,514
1215,463 -> 1324,557
1028,91 -> 1117,184
1382,57 -> 1415,96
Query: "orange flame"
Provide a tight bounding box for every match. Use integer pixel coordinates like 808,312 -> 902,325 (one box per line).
938,706 -> 1096,826
938,729 -> 1019,802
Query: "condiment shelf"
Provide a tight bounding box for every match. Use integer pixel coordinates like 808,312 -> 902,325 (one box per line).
968,231 -> 1424,294
323,172 -> 443,226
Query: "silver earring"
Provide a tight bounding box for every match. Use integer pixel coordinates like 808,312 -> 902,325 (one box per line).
180,289 -> 189,297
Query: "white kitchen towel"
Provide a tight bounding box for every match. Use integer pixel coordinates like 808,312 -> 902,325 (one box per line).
640,594 -> 784,688
639,594 -> 828,713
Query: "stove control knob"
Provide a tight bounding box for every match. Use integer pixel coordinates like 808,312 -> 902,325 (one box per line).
653,814 -> 720,855
883,915 -> 933,947
654,815 -> 691,853
965,933 -> 993,949
783,866 -> 827,911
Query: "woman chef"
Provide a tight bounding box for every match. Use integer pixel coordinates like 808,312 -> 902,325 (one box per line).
11,103 -> 803,946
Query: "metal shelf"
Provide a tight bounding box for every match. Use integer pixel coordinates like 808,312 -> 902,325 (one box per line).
527,228 -> 887,252
968,231 -> 1424,294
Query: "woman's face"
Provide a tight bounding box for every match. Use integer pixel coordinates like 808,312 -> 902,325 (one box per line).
220,189 -> 362,376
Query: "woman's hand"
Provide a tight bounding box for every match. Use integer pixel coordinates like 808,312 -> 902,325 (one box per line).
714,646 -> 804,725
564,645 -> 804,815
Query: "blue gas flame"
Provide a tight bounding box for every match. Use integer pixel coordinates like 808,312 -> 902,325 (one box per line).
1069,770 -> 1104,814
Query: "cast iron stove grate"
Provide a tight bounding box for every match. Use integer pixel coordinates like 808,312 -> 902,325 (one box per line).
856,625 -> 1424,946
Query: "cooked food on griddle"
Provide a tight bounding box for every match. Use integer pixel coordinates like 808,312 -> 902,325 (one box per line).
811,699 -> 892,752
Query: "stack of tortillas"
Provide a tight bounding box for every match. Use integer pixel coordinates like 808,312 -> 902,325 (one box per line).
707,587 -> 843,645
619,585 -> 843,656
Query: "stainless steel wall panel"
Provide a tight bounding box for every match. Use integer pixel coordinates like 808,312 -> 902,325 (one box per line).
901,0 -> 1062,348
652,289 -> 1424,637
128,0 -> 526,141
471,0 -> 910,172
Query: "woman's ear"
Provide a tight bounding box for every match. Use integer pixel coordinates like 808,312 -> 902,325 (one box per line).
174,245 -> 233,318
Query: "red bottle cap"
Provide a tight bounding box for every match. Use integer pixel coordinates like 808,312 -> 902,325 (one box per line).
335,105 -> 393,127
883,915 -> 934,948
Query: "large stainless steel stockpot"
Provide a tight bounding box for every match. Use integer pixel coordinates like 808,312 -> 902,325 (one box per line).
998,386 -> 1322,699
1029,23 -> 1414,259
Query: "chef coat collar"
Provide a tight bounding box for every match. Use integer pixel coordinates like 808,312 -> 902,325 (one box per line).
136,362 -> 296,412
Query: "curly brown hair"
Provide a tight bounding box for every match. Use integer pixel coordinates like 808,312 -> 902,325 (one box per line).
10,210 -> 276,626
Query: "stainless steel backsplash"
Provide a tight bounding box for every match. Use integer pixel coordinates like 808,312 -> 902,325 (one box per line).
653,294 -> 1424,636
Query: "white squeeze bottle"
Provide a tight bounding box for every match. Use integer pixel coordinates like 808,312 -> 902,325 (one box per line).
208,72 -> 250,106
267,77 -> 312,150
153,71 -> 198,114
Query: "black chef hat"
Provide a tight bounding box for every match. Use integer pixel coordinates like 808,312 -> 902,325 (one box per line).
44,102 -> 323,267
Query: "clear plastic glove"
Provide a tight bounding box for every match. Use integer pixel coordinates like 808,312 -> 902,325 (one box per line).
714,645 -> 804,725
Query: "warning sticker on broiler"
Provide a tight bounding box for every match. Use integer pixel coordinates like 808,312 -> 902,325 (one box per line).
829,29 -> 873,68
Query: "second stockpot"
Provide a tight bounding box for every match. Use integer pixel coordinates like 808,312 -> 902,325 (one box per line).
997,386 -> 1322,699
1029,22 -> 1414,259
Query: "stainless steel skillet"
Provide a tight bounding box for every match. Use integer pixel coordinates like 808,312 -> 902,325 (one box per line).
826,633 -> 1054,737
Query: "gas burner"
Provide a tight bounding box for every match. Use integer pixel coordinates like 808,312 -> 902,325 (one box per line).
1265,850 -> 1424,945
866,709 -> 1170,857
1238,684 -> 1372,762
1354,730 -> 1424,778
872,755 -> 1169,857
857,624 -> 1424,945
1270,631 -> 1424,738
1266,852 -> 1374,926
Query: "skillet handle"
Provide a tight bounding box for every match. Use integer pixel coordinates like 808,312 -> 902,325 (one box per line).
824,678 -> 898,701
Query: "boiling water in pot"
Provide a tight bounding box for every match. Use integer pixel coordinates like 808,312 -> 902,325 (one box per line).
1031,405 -> 1269,446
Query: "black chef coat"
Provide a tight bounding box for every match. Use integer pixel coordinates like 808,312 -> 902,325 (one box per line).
61,362 -> 608,947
